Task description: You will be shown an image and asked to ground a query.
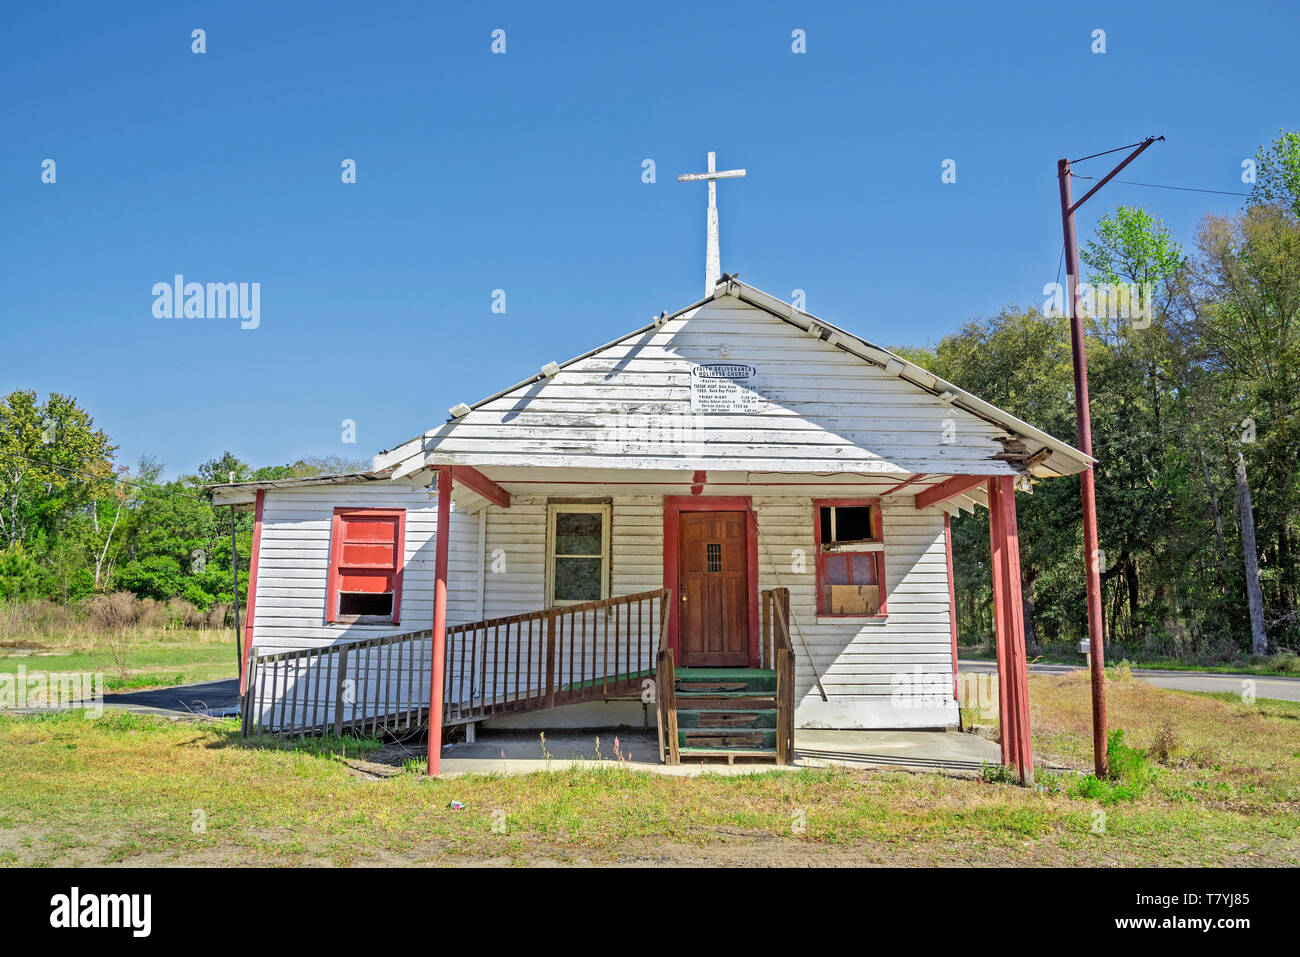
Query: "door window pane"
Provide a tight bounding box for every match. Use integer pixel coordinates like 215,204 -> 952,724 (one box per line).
706,543 -> 722,572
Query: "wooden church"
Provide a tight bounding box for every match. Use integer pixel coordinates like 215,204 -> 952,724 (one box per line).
213,155 -> 1090,781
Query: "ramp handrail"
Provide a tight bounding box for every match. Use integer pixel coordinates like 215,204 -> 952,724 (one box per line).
243,588 -> 670,737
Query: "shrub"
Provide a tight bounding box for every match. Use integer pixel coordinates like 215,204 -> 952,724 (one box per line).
1272,651 -> 1300,674
0,545 -> 44,601
85,592 -> 139,630
1147,722 -> 1178,766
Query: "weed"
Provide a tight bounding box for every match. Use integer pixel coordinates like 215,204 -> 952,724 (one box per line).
980,762 -> 1020,784
1069,729 -> 1159,803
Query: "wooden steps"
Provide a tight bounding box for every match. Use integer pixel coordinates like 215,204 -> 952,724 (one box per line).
671,667 -> 782,761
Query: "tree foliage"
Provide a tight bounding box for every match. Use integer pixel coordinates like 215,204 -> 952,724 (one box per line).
0,404 -> 367,611
902,131 -> 1300,655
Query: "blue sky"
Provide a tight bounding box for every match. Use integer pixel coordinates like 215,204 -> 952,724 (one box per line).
2,0 -> 1294,477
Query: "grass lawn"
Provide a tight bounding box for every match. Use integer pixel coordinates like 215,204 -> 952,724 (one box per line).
1,668 -> 1297,866
0,628 -> 237,691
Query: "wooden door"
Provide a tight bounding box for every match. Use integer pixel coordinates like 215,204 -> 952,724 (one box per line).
678,510 -> 751,667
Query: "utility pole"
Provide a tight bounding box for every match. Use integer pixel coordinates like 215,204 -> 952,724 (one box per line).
230,504 -> 243,686
1056,135 -> 1161,778
227,470 -> 243,696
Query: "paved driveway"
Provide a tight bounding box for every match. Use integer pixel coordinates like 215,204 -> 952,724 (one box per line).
959,659 -> 1300,702
100,678 -> 241,718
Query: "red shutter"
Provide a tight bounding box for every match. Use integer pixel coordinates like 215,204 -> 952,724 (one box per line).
327,508 -> 406,623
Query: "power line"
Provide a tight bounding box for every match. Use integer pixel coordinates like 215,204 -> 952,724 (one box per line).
1069,140 -> 1151,164
1071,173 -> 1251,198
4,450 -> 210,501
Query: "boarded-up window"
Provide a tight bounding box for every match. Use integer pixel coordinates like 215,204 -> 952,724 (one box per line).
327,508 -> 406,623
546,504 -> 610,605
815,501 -> 885,617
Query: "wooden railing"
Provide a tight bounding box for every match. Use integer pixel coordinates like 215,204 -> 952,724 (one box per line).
764,587 -> 796,764
243,588 -> 670,737
655,591 -> 678,765
242,629 -> 434,738
445,589 -> 670,723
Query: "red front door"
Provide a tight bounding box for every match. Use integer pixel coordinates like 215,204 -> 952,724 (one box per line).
677,510 -> 751,667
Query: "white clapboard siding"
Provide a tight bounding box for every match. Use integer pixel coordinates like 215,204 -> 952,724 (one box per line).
751,498 -> 956,726
470,492 -> 957,728
250,482 -> 959,728
386,297 -> 1019,477
249,483 -> 477,654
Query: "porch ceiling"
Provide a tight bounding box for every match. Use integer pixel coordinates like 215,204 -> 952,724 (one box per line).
425,466 -> 993,514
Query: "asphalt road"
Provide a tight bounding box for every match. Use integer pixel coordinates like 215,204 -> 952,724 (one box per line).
100,678 -> 242,717
959,659 -> 1300,702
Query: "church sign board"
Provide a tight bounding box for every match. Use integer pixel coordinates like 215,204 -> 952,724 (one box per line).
689,362 -> 761,413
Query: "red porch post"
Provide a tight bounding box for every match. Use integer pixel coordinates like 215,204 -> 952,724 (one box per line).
988,476 -> 1034,784
944,513 -> 959,700
240,489 -> 265,696
426,465 -> 452,776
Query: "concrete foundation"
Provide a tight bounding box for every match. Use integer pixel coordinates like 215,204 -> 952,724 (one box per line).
435,727 -> 1002,778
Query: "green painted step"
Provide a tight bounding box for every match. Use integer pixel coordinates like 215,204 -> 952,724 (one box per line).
678,727 -> 778,750
673,667 -> 777,694
675,709 -> 777,729
678,746 -> 779,758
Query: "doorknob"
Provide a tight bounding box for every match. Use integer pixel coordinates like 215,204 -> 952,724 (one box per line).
681,587 -> 687,602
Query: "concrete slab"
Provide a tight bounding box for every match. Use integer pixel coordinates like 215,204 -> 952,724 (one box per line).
435,727 -> 1003,778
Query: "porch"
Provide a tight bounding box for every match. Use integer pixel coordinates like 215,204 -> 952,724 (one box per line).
238,464 -> 1037,781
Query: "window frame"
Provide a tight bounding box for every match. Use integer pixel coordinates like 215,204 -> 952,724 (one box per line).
813,498 -> 887,618
326,507 -> 406,625
545,503 -> 611,607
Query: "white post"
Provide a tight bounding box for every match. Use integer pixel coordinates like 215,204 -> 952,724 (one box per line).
705,152 -> 720,296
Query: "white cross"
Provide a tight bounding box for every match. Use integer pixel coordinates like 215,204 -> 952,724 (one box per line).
678,152 -> 746,296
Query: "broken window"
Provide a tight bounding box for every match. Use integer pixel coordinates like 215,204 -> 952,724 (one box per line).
815,502 -> 885,617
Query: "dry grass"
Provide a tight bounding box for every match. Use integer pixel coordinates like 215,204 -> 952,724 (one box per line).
1,595 -> 234,648
1,596 -> 238,689
1030,669 -> 1300,810
0,671 -> 1297,866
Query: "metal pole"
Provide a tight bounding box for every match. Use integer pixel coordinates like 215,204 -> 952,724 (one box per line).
230,504 -> 243,687
1055,135 -> 1159,778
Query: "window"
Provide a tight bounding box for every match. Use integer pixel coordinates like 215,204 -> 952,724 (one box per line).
326,508 -> 405,624
814,501 -> 885,617
546,504 -> 610,605
706,543 -> 722,572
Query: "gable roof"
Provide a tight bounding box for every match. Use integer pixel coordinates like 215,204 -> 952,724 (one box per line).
374,278 -> 1092,482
